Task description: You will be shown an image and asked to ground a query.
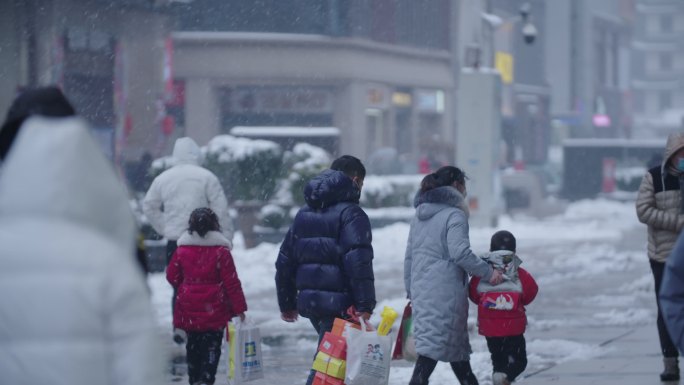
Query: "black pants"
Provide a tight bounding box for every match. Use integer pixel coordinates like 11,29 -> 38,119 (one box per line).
305,317 -> 336,385
486,335 -> 527,382
166,240 -> 178,314
650,259 -> 679,358
409,355 -> 478,385
186,330 -> 224,385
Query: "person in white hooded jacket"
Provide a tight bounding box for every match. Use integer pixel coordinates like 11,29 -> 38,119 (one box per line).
0,116 -> 164,385
143,137 -> 233,251
143,136 -> 233,342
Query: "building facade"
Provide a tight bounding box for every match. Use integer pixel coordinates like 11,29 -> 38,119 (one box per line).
545,0 -> 634,140
487,0 -> 551,166
168,0 -> 456,171
632,0 -> 684,137
0,0 -> 171,164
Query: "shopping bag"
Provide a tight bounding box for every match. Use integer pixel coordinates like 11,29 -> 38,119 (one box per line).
392,301 -> 411,360
392,302 -> 416,362
227,317 -> 264,384
312,332 -> 347,380
401,304 -> 417,362
332,317 -> 361,336
344,318 -> 392,385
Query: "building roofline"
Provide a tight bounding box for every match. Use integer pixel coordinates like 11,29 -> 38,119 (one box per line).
171,31 -> 452,61
636,2 -> 684,14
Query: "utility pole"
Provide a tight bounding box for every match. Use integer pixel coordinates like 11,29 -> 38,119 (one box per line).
456,0 -> 503,228
455,0 -> 537,227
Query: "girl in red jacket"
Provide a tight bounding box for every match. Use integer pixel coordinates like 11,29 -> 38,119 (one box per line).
167,207 -> 248,385
468,230 -> 538,385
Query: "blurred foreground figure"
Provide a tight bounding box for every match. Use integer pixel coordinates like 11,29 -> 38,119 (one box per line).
636,132 -> 684,381
0,86 -> 76,161
0,116 -> 164,385
660,231 -> 684,358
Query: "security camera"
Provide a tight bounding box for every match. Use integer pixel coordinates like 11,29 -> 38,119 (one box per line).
522,22 -> 537,44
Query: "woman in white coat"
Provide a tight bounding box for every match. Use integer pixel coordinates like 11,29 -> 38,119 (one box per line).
0,116 -> 164,385
404,166 -> 502,385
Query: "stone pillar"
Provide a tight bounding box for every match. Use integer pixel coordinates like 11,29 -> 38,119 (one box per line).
0,4 -> 21,114
185,78 -> 220,146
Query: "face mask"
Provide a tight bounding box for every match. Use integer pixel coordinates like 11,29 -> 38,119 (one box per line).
678,158 -> 684,171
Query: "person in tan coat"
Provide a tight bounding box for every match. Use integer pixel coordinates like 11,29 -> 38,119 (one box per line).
636,132 -> 684,381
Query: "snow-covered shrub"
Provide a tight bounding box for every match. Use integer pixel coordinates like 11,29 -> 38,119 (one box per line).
280,143 -> 331,206
616,166 -> 646,192
148,155 -> 174,180
257,203 -> 288,230
361,174 -> 423,208
203,135 -> 284,202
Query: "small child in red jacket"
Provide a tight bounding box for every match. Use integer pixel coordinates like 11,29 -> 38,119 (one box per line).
469,230 -> 538,385
167,207 -> 247,385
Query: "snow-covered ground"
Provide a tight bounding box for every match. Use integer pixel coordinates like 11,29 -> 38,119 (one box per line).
150,198 -> 653,384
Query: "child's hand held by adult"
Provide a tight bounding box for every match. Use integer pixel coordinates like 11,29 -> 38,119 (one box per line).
489,269 -> 504,285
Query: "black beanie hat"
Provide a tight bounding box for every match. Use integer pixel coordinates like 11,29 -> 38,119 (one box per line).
0,86 -> 76,160
490,230 -> 516,252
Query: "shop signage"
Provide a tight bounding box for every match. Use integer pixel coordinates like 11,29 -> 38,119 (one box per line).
415,89 -> 445,113
392,91 -> 412,107
367,85 -> 389,109
495,51 -> 514,84
230,87 -> 334,114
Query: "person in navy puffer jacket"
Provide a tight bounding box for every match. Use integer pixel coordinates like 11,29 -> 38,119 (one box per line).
275,155 -> 376,385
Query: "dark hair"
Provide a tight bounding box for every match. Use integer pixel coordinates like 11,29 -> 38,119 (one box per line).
331,155 -> 366,179
188,207 -> 221,237
0,86 -> 76,160
490,230 -> 516,252
420,166 -> 467,193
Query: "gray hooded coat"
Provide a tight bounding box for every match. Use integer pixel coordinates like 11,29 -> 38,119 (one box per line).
404,186 -> 494,362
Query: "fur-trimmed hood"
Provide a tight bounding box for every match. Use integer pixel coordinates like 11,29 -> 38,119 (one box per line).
177,230 -> 232,248
477,250 -> 523,293
413,186 -> 468,220
481,250 -> 521,277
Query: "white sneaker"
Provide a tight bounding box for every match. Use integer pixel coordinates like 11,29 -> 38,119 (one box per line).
173,328 -> 187,344
492,372 -> 510,385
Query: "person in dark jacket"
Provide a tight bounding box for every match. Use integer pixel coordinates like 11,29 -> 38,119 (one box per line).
275,155 -> 376,385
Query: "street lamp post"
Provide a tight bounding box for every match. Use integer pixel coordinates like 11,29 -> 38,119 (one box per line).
455,0 -> 539,227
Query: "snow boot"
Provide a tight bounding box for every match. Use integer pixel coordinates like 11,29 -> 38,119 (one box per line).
173,328 -> 187,345
660,357 -> 680,381
492,372 -> 510,385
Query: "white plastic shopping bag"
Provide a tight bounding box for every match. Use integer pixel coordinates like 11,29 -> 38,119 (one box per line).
227,316 -> 264,384
345,318 -> 392,385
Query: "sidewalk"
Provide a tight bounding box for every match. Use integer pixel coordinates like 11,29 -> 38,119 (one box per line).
520,323 -> 681,385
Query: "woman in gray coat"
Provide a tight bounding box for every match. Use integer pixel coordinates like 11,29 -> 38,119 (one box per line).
405,166 -> 502,385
